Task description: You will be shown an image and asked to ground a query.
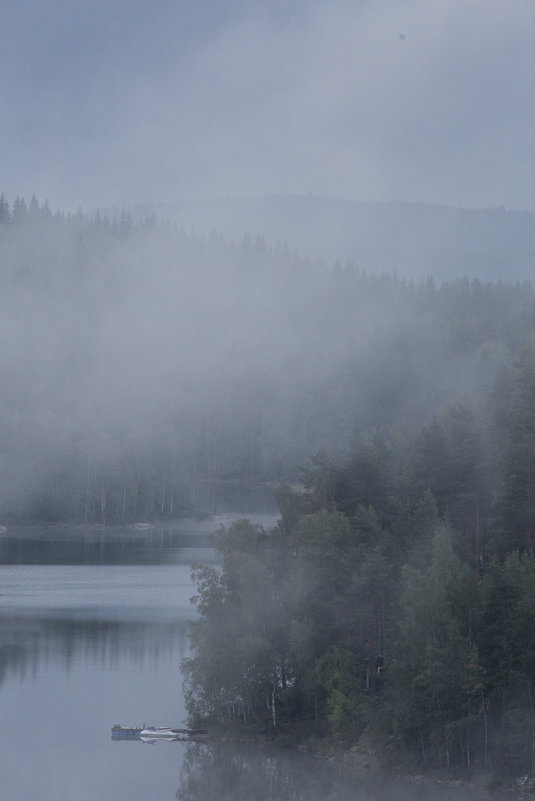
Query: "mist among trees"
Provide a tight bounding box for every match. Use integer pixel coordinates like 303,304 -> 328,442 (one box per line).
3,191 -> 535,777
184,353 -> 535,775
1,192 -> 534,524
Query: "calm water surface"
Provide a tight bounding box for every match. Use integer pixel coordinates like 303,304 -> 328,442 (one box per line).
0,517 -> 494,801
0,518 -> 225,801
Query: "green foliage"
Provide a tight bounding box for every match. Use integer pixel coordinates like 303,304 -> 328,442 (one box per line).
5,192 -> 535,774
316,646 -> 370,741
183,521 -> 297,729
388,526 -> 476,766
492,351 -> 535,555
183,367 -> 535,774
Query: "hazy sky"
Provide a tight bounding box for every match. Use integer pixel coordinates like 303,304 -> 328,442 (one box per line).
3,0 -> 535,211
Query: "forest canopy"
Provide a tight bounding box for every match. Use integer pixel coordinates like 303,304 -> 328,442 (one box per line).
3,192 -> 535,774
184,351 -> 535,774
1,193 -> 534,524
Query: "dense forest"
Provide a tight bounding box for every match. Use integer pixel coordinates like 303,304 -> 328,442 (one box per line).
144,195 -> 535,284
183,351 -> 535,776
3,191 -> 535,776
1,193 -> 535,525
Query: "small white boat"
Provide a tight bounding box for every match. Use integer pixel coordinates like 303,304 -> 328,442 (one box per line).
111,723 -> 208,743
139,726 -> 180,740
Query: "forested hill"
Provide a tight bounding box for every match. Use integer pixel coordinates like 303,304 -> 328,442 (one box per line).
136,195 -> 535,283
0,193 -> 535,523
184,351 -> 535,775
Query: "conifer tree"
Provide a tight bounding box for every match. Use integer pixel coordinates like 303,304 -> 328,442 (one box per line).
0,193 -> 9,223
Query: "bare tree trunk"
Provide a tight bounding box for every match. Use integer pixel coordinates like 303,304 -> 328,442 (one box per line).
84,457 -> 91,523
528,683 -> 535,771
465,724 -> 471,768
466,694 -> 472,768
133,472 -> 140,517
101,488 -> 106,524
482,691 -> 489,770
475,492 -> 480,573
121,481 -> 126,521
100,479 -> 107,525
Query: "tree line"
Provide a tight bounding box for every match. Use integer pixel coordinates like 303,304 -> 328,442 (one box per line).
1,193 -> 535,525
183,351 -> 535,776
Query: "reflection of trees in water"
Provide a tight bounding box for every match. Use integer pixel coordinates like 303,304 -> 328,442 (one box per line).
0,530 -> 212,565
175,742 -> 490,801
0,615 -> 188,686
175,742 -> 374,801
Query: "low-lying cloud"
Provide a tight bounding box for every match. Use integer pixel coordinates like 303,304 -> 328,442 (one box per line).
2,0 -> 535,210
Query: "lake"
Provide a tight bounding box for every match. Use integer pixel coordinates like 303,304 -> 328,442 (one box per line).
0,517 -> 494,801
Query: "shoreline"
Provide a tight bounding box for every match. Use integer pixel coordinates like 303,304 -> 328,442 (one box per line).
0,511 -> 279,541
193,724 -> 515,800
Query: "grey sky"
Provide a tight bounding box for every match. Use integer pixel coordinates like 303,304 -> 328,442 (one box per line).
2,0 -> 535,211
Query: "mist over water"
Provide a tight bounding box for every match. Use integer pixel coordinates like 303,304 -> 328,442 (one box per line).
0,562 -> 192,800
0,530 -> 492,801
1,1 -> 534,796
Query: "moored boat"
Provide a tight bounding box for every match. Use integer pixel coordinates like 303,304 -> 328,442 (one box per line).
111,724 -> 208,741
139,726 -> 180,739
111,724 -> 143,740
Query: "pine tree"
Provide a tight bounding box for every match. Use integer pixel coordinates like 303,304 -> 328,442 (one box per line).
0,193 -> 10,223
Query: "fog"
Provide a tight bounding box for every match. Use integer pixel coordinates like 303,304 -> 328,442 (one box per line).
2,2 -> 535,795
2,206 -> 530,521
135,195 -> 535,282
2,1 -> 535,211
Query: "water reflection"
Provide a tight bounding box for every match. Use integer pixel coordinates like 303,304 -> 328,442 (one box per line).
176,742 -> 355,801
0,552 -> 194,801
0,613 -> 189,687
0,512 -> 278,565
176,742 -> 493,801
0,527 -> 213,565
0,525 -> 495,801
